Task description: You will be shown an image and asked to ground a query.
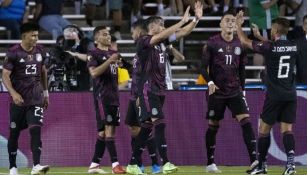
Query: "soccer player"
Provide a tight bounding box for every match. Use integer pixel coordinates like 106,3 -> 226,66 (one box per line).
2,22 -> 50,175
236,11 -> 298,175
87,26 -> 125,174
126,1 -> 203,174
125,19 -> 162,175
200,12 -> 257,173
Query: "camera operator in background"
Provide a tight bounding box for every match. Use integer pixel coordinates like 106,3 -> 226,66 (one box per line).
47,24 -> 94,91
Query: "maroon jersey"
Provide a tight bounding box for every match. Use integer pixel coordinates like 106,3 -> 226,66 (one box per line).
87,48 -> 119,106
3,44 -> 48,106
201,34 -> 247,98
136,35 -> 168,96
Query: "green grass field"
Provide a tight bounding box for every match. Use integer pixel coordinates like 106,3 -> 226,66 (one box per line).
1,166 -> 307,175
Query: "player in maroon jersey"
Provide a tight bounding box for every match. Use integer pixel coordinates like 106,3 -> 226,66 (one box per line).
200,12 -> 257,173
86,26 -> 125,174
2,22 -> 50,175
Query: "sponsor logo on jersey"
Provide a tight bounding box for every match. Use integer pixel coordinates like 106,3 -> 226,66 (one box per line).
234,47 -> 241,55
19,58 -> 25,63
218,48 -> 223,52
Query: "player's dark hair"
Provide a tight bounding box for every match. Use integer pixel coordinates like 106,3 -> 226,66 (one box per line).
303,14 -> 307,22
272,17 -> 290,35
145,16 -> 163,30
221,11 -> 236,20
93,26 -> 108,41
20,22 -> 40,34
132,19 -> 147,30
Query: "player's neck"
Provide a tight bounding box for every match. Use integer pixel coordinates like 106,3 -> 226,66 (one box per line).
221,32 -> 233,42
20,42 -> 34,52
97,44 -> 109,51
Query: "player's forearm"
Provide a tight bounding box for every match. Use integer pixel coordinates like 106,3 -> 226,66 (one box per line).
33,4 -> 42,21
237,25 -> 253,49
89,61 -> 111,78
171,47 -> 185,62
150,20 -> 186,45
73,52 -> 87,62
175,20 -> 198,39
2,70 -> 18,96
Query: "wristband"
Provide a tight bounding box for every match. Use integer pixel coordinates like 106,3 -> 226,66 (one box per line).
208,81 -> 214,86
43,90 -> 49,97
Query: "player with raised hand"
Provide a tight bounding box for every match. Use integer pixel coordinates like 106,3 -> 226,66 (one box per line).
236,11 -> 298,175
126,1 -> 203,175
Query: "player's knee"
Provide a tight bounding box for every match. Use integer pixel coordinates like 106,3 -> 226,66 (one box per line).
129,126 -> 141,137
208,124 -> 219,131
98,131 -> 105,138
236,114 -> 250,122
239,116 -> 251,125
105,125 -> 116,137
280,123 -> 293,133
208,119 -> 220,126
9,128 -> 20,140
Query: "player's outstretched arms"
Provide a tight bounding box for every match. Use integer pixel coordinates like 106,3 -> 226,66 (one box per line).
89,53 -> 119,78
149,6 -> 190,45
236,11 -> 253,49
2,68 -> 24,105
175,1 -> 203,39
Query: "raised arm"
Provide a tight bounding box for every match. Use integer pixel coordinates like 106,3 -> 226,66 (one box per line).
149,6 -> 190,45
175,1 -> 203,39
251,23 -> 268,42
236,11 -> 253,49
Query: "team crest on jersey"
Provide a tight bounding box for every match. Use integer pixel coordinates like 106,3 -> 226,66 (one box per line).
36,53 -> 42,62
234,47 -> 241,55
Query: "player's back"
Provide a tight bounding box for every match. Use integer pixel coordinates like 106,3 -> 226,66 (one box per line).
264,40 -> 297,101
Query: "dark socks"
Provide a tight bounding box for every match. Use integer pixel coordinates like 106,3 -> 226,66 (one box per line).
283,131 -> 295,166
130,123 -> 152,165
154,120 -> 169,165
206,124 -> 219,165
240,118 -> 257,163
29,126 -> 42,166
146,134 -> 159,165
8,129 -> 20,169
92,136 -> 105,163
105,137 -> 118,163
258,133 -> 271,166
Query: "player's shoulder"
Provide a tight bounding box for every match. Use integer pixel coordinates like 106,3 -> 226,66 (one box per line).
208,34 -> 220,42
8,44 -> 21,53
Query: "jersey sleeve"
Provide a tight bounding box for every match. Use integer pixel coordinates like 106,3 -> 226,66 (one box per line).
3,51 -> 16,71
252,40 -> 271,54
87,50 -> 98,68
